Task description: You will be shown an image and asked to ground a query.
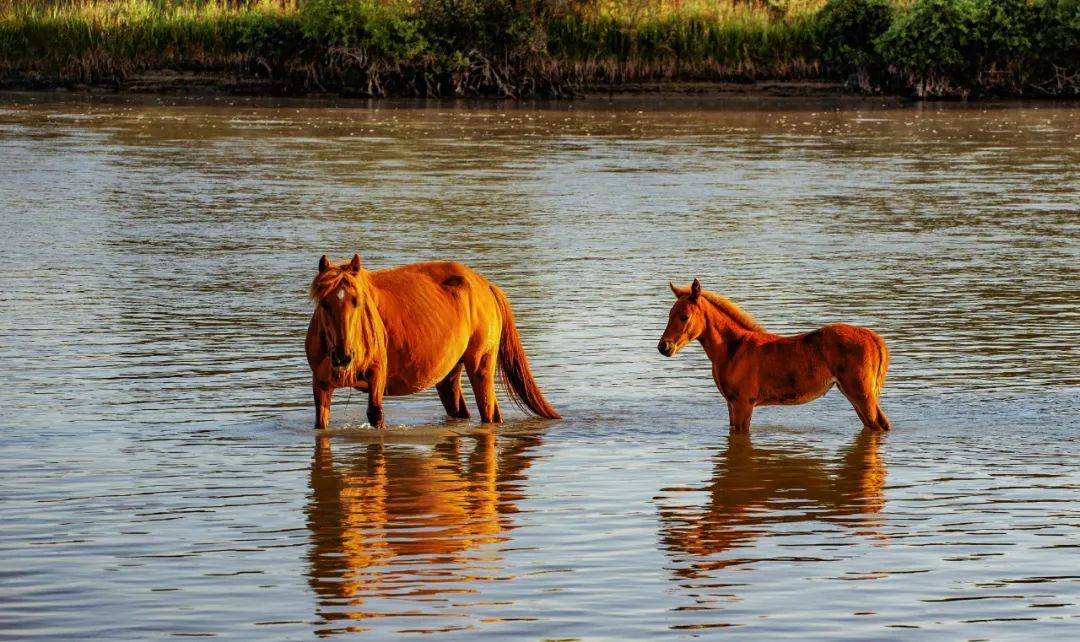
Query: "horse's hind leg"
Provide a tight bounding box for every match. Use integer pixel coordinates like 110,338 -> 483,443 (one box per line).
836,375 -> 888,431
465,348 -> 502,424
436,363 -> 470,419
873,404 -> 891,431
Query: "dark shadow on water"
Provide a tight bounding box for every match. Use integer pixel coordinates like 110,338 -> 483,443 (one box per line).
305,424 -> 543,635
657,429 -> 887,579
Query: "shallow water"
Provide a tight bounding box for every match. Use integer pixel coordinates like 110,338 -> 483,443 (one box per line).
0,93 -> 1077,640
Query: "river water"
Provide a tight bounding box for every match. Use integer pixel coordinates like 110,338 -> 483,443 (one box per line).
0,93 -> 1077,640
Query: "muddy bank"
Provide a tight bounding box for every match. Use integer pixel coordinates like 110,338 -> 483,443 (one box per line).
0,69 -> 879,100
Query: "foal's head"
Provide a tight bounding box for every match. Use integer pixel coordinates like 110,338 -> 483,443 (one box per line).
658,279 -> 706,357
310,254 -> 366,372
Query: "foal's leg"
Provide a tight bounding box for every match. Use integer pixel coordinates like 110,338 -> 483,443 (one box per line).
836,373 -> 887,431
313,378 -> 332,430
466,348 -> 502,424
727,399 -> 754,433
873,403 -> 891,431
436,362 -> 470,419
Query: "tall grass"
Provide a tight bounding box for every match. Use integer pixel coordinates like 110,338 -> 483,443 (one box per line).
0,0 -> 1077,97
549,1 -> 824,84
0,1 -> 298,79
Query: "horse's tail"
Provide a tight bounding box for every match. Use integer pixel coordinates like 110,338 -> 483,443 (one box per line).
490,285 -> 560,419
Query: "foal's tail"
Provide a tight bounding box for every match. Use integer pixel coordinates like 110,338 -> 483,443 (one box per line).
490,285 -> 560,419
873,332 -> 890,399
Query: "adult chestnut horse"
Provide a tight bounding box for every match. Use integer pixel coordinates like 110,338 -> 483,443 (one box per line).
306,254 -> 559,430
658,279 -> 890,433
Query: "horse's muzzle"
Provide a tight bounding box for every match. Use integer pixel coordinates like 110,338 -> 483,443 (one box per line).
657,341 -> 675,357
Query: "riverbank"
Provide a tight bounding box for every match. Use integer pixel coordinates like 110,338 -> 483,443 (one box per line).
1,0 -> 1077,100
0,71 -> 855,98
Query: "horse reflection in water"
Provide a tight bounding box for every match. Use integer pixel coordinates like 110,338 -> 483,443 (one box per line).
657,430 -> 887,580
306,429 -> 541,634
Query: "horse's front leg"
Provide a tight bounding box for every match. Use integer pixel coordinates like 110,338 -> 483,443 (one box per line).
313,378 -> 333,430
365,365 -> 387,430
727,399 -> 754,433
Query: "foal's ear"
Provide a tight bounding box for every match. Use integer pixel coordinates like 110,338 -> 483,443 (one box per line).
669,281 -> 691,298
690,278 -> 702,301
318,255 -> 331,273
348,254 -> 361,273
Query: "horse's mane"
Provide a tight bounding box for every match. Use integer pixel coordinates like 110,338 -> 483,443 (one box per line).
309,267 -> 360,302
700,290 -> 766,332
309,266 -> 384,371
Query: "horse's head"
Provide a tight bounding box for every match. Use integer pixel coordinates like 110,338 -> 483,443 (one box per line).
658,278 -> 706,357
311,254 -> 365,372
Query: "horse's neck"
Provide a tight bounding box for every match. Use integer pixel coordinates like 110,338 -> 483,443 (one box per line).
358,293 -> 386,349
699,307 -> 753,365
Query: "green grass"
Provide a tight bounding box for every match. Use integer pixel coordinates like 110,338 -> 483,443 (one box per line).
0,0 -> 1076,97
548,2 -> 824,83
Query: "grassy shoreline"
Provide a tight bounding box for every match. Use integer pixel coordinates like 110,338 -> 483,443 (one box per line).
1,1 -> 1077,99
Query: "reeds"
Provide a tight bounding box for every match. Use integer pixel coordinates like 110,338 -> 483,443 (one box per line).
0,1 -> 297,82
549,1 -> 824,84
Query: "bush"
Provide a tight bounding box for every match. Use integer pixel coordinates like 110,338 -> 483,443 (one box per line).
1037,0 -> 1080,67
978,0 -> 1041,62
299,0 -> 425,59
236,8 -> 305,58
874,0 -> 1080,96
417,0 -> 550,58
875,0 -> 980,93
815,0 -> 893,68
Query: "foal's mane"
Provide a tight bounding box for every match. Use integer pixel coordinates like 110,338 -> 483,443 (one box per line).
699,290 -> 766,333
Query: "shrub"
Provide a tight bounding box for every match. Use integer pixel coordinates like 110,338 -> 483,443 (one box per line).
814,0 -> 893,68
1032,0 -> 1080,93
978,0 -> 1039,59
236,8 -> 305,58
1037,0 -> 1080,64
417,0 -> 550,58
299,0 -> 425,59
875,0 -> 981,94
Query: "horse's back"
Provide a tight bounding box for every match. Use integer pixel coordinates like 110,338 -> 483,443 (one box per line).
367,261 -> 501,395
368,262 -> 492,311
370,260 -> 485,290
807,323 -> 888,377
812,323 -> 886,353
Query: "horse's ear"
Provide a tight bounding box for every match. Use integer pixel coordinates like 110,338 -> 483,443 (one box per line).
318,255 -> 330,273
348,254 -> 361,273
690,278 -> 702,302
670,281 -> 690,298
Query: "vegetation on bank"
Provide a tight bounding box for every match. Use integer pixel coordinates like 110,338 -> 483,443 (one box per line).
0,0 -> 1077,98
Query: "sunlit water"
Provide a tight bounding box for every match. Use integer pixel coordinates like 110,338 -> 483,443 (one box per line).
0,93 -> 1077,640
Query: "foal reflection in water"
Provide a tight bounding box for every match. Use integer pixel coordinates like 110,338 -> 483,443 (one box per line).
658,279 -> 891,432
306,430 -> 542,632
657,430 -> 887,578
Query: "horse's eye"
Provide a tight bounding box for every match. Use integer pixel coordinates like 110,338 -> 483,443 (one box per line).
320,300 -> 331,310
680,314 -> 689,322
350,296 -> 358,306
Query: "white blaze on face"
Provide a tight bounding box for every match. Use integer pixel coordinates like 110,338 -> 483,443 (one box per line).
337,288 -> 346,302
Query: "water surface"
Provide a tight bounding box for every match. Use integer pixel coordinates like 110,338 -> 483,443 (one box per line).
0,94 -> 1077,640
